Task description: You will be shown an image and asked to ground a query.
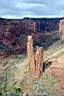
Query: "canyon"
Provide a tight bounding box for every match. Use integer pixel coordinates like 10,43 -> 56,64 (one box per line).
0,17 -> 62,56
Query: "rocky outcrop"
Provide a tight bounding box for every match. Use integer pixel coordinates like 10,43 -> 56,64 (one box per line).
27,36 -> 36,79
22,19 -> 36,32
35,47 -> 44,78
59,19 -> 64,40
27,35 -> 44,79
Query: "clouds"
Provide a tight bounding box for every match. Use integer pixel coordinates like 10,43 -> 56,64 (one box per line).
0,0 -> 64,18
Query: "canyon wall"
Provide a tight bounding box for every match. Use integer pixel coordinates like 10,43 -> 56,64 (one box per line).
0,18 -> 60,55
59,19 -> 64,40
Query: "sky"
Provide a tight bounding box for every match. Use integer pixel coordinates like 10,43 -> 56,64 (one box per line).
0,0 -> 64,19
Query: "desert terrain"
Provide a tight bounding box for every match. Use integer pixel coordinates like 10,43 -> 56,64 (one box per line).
0,18 -> 64,96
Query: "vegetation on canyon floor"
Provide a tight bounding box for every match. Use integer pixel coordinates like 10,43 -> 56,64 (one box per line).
0,52 -> 64,96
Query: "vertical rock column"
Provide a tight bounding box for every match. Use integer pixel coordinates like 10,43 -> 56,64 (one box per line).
59,19 -> 64,40
35,47 -> 44,79
27,35 -> 35,79
27,35 -> 44,79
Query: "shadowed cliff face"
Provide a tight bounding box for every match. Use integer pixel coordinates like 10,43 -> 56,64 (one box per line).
0,17 -> 61,55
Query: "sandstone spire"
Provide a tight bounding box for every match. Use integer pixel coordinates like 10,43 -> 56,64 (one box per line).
27,35 -> 44,79
35,47 -> 44,78
27,35 -> 35,79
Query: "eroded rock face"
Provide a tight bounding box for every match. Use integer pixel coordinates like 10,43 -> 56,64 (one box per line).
22,19 -> 36,32
27,35 -> 44,79
59,19 -> 64,40
27,36 -> 35,78
0,18 -> 60,55
35,47 -> 44,78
